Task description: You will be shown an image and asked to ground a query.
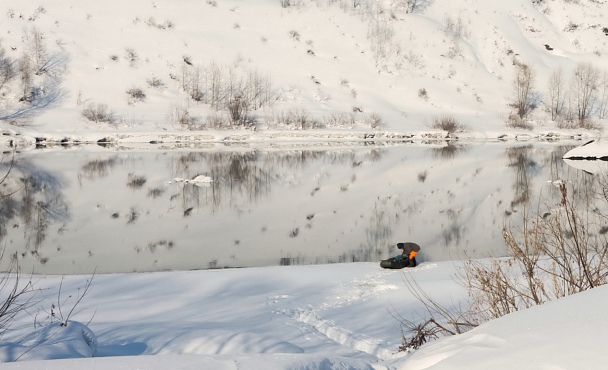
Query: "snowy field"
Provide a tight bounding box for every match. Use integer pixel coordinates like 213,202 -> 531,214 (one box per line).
1,261 -> 607,369
2,0 -> 608,368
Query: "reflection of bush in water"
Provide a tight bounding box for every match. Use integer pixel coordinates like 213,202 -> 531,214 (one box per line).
365,196 -> 399,248
428,143 -> 469,160
126,208 -> 138,224
127,173 -> 147,189
147,187 -> 165,198
442,223 -> 465,247
80,156 -> 119,179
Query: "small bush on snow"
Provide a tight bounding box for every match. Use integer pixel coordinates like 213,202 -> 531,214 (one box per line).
366,112 -> 383,129
81,102 -> 116,124
430,115 -> 469,134
146,76 -> 164,88
126,87 -> 146,104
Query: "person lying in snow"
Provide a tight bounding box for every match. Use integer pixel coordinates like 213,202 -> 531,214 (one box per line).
380,242 -> 421,269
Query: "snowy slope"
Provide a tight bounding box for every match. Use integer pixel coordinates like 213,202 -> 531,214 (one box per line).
0,0 -> 607,146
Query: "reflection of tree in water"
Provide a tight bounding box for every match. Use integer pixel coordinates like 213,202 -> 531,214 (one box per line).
0,159 -> 68,259
170,149 -> 384,214
364,196 -> 400,253
506,145 -> 539,208
543,145 -> 597,206
441,209 -> 466,248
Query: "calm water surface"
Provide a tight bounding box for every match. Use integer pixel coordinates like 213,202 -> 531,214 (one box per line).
0,140 -> 594,274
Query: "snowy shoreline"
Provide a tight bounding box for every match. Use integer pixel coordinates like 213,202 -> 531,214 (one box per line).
1,127 -> 598,151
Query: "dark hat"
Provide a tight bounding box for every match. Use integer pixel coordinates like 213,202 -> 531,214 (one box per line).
397,243 -> 404,249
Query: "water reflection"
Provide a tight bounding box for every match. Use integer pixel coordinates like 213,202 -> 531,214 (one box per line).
0,141 -> 594,274
1,159 -> 68,265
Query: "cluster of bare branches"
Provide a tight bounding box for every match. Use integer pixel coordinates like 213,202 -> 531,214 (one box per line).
510,62 -> 608,129
396,274 -> 476,351
1,26 -> 65,123
399,179 -> 608,352
546,63 -> 608,128
463,181 -> 608,322
172,60 -> 276,128
429,115 -> 469,134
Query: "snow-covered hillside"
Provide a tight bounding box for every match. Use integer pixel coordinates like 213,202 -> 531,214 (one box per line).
1,0 -> 607,146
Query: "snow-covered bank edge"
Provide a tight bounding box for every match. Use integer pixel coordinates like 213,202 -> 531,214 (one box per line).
0,127 -> 599,150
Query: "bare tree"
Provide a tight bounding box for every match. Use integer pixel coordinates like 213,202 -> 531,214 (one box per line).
598,70 -> 608,120
547,68 -> 565,121
0,46 -> 16,91
570,62 -> 600,124
18,55 -> 33,102
512,62 -> 536,120
23,27 -> 48,75
189,65 -> 203,102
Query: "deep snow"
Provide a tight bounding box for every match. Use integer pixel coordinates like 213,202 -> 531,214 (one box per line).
2,262 -> 608,369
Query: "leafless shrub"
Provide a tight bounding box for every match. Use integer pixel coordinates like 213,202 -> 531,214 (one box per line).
124,48 -> 138,67
206,111 -> 229,129
365,112 -> 383,129
443,15 -> 469,40
0,253 -> 38,338
126,87 -> 146,104
396,273 -> 476,352
323,113 -> 351,127
289,30 -> 300,41
227,94 -> 252,127
506,113 -> 533,130
271,108 -> 323,129
145,17 -> 173,30
418,88 -> 428,101
466,181 -> 608,322
146,76 -> 164,88
81,102 -> 116,124
167,104 -> 201,128
399,179 -> 608,352
430,115 -> 469,134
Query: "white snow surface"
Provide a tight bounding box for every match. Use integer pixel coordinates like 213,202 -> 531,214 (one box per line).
1,262 -> 608,369
2,0 -> 608,368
